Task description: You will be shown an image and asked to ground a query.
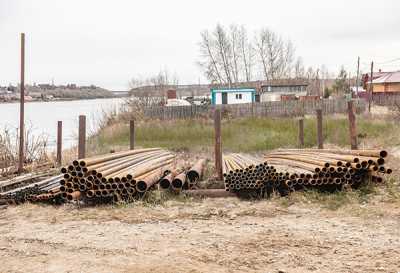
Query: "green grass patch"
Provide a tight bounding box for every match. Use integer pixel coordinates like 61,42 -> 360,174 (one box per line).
88,115 -> 400,154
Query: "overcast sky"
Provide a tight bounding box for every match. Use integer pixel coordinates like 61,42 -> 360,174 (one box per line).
1,0 -> 400,90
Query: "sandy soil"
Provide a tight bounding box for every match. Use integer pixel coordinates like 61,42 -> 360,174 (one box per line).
0,197 -> 399,273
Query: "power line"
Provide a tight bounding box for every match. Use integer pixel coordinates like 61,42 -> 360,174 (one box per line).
375,57 -> 400,65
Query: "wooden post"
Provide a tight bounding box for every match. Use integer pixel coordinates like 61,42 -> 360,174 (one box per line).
369,61 -> 374,113
78,115 -> 86,159
214,109 -> 223,180
129,120 -> 135,150
316,109 -> 323,149
298,118 -> 304,148
347,101 -> 358,150
56,121 -> 62,166
18,33 -> 25,173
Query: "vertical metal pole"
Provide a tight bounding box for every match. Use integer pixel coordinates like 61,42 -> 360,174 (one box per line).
78,115 -> 86,159
347,101 -> 358,150
18,33 -> 25,173
214,109 -> 223,180
129,120 -> 135,150
56,121 -> 62,166
316,109 -> 323,149
298,118 -> 304,148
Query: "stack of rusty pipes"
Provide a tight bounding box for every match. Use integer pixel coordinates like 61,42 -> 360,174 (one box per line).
60,148 -> 175,202
264,149 -> 391,193
161,159 -> 207,191
0,174 -> 63,204
223,154 -> 272,192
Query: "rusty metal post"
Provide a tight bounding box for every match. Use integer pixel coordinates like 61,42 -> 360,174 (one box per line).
347,101 -> 358,150
18,33 -> 25,173
130,120 -> 135,150
214,109 -> 223,180
78,115 -> 86,159
316,109 -> 323,149
298,118 -> 304,148
56,121 -> 62,166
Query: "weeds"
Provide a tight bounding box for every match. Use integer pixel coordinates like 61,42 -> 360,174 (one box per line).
88,115 -> 400,153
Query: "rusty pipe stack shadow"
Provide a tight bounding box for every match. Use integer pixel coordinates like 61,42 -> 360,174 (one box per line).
59,148 -> 176,203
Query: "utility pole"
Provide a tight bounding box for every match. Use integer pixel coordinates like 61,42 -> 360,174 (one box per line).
369,61 -> 374,113
356,57 -> 360,94
18,33 -> 25,173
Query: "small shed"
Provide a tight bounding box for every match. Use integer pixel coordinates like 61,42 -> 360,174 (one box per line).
211,88 -> 256,105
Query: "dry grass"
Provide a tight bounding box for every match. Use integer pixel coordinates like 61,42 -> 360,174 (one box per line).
87,115 -> 400,154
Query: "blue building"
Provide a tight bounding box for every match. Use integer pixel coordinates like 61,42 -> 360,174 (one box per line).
211,88 -> 256,105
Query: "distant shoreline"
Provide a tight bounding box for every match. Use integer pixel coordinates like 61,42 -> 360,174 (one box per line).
0,95 -> 129,104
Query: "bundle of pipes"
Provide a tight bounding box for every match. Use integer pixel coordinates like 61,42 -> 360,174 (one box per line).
223,153 -> 273,194
264,149 -> 391,194
160,159 -> 207,191
60,148 -> 176,203
0,174 -> 63,204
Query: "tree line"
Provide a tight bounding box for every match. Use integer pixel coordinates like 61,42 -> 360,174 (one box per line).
198,24 -> 321,86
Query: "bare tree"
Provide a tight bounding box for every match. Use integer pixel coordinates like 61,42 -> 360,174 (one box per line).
294,57 -> 305,79
214,24 -> 233,86
255,28 -> 296,80
199,24 -> 298,84
238,25 -> 254,82
198,30 -> 224,84
229,24 -> 240,84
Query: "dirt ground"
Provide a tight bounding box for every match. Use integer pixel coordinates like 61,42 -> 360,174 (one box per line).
0,196 -> 399,273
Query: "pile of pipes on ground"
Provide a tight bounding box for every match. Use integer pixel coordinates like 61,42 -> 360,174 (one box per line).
0,174 -> 63,204
159,159 -> 207,192
224,149 -> 391,197
0,148 -> 208,205
60,148 -> 176,203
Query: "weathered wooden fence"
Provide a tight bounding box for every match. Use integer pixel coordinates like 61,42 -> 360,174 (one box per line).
143,99 -> 366,120
373,93 -> 400,106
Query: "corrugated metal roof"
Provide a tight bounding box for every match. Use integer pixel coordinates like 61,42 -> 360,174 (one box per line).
373,71 -> 400,84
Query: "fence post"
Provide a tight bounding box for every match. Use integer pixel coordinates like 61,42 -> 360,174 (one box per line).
130,120 -> 135,150
214,109 -> 223,180
298,118 -> 304,148
347,101 -> 358,150
316,109 -> 323,149
78,115 -> 86,159
18,33 -> 25,173
56,121 -> 62,166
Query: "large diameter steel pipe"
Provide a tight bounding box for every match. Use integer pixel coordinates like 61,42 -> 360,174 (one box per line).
78,148 -> 162,167
159,171 -> 178,190
187,159 -> 207,183
172,172 -> 187,190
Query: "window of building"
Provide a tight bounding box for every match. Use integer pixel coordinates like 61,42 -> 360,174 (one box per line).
235,93 -> 242,99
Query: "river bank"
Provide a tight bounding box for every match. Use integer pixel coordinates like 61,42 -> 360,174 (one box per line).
0,98 -> 125,150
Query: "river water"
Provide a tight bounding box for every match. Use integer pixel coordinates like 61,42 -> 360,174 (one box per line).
0,98 -> 125,150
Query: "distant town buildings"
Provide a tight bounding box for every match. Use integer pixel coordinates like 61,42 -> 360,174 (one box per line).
363,70 -> 400,93
0,83 -> 111,102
